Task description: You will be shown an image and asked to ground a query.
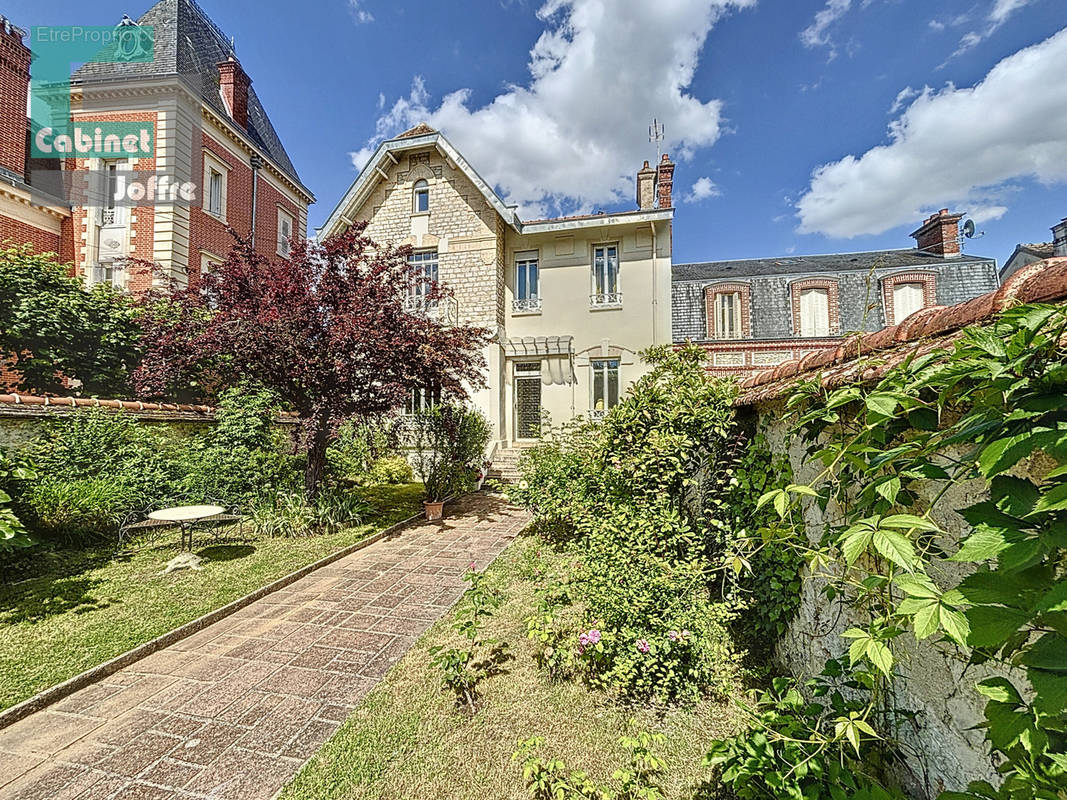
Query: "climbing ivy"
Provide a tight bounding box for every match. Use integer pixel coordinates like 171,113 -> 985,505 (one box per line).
745,303 -> 1067,797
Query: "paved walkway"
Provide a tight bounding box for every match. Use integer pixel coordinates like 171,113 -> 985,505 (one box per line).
0,493 -> 529,800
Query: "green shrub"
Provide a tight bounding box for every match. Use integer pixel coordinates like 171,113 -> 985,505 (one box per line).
513,345 -> 750,703
0,448 -> 36,552
411,404 -> 491,501
23,477 -> 137,542
31,408 -> 179,505
368,455 -> 414,484
705,669 -> 905,799
249,486 -> 368,537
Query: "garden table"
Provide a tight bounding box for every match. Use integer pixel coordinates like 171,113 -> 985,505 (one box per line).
148,505 -> 225,551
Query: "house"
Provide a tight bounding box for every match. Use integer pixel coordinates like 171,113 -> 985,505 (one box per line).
318,125 -> 674,452
672,209 -> 1000,377
0,0 -> 314,295
1000,217 -> 1067,282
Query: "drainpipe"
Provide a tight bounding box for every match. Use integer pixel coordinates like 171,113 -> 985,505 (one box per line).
250,154 -> 263,247
650,220 -> 658,346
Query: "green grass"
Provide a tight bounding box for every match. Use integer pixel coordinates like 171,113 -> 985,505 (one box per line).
0,483 -> 424,711
281,534 -> 740,800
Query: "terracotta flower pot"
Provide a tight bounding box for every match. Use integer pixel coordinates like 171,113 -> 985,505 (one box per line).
424,500 -> 444,521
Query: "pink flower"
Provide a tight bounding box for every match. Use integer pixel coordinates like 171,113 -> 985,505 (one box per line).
468,561 -> 477,570
587,629 -> 601,645
668,630 -> 679,642
579,633 -> 590,647
636,639 -> 650,654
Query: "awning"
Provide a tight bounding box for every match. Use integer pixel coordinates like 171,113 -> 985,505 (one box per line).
504,336 -> 575,386
503,335 -> 574,357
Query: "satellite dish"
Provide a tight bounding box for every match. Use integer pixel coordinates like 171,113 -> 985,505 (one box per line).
962,219 -> 977,238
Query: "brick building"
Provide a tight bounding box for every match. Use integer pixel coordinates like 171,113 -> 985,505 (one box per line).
319,125 -> 674,453
0,0 -> 313,295
672,209 -> 1000,377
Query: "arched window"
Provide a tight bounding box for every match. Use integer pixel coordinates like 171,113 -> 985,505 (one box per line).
413,179 -> 429,213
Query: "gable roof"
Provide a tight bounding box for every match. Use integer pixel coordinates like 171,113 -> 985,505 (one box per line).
71,0 -> 309,196
317,125 -> 672,240
674,248 -> 995,283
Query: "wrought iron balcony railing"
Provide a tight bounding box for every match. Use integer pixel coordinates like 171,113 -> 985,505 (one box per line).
590,292 -> 623,308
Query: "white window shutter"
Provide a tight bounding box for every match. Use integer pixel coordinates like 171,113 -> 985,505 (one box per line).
893,283 -> 925,324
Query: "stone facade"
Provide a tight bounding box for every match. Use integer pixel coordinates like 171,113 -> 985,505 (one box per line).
751,398 -> 1016,798
321,126 -> 674,446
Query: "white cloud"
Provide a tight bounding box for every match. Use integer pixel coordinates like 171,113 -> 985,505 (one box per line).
948,0 -> 1036,60
800,0 -> 852,58
345,0 -> 754,218
684,176 -> 721,203
889,86 -> 919,114
796,28 -> 1067,238
348,0 -> 374,24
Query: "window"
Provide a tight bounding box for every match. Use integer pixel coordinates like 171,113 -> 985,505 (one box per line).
277,208 -> 294,257
798,287 -> 830,337
407,250 -> 439,309
413,179 -> 429,213
102,162 -> 120,225
405,384 -> 441,415
893,282 -> 925,324
591,244 -> 620,306
202,150 -> 229,220
713,291 -> 742,339
88,261 -> 124,289
591,359 -> 620,415
514,252 -> 540,312
208,169 -> 223,216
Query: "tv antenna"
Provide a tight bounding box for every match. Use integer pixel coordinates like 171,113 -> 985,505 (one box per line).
649,118 -> 664,163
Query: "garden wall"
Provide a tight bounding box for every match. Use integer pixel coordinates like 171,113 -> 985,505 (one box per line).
747,399 -> 1016,797
0,393 -> 297,451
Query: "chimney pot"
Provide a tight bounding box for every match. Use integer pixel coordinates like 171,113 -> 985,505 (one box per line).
217,57 -> 251,131
636,159 -> 656,210
656,154 -> 675,210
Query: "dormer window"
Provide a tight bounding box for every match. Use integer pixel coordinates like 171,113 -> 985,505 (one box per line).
413,179 -> 429,213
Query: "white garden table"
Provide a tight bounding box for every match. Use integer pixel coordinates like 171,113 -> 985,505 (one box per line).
148,505 -> 225,551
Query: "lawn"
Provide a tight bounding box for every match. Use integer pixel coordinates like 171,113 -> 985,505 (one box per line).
0,482 -> 424,711
282,533 -> 739,800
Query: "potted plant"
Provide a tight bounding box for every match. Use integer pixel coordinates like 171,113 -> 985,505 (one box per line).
410,404 -> 491,520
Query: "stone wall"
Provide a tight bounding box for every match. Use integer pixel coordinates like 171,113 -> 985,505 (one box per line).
356,148 -> 504,330
750,397 -> 1016,798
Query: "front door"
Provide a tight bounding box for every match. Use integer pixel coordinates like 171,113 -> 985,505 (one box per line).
514,361 -> 542,440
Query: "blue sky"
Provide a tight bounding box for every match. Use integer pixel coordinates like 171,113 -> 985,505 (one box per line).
9,0 -> 1067,266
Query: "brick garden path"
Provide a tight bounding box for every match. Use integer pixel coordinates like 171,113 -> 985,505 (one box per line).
0,493 -> 529,800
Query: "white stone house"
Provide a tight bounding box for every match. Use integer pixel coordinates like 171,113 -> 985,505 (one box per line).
318,124 -> 674,454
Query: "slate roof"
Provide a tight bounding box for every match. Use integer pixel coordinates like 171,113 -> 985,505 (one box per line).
674,249 -> 994,282
71,0 -> 307,193
735,256 -> 1067,405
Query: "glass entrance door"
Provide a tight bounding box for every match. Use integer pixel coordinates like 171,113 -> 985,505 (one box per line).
514,362 -> 542,440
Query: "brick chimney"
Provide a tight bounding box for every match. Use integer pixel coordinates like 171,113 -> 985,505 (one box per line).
636,160 -> 656,210
0,17 -> 31,179
910,208 -> 963,257
1053,218 -> 1067,258
217,57 -> 251,131
656,154 -> 675,209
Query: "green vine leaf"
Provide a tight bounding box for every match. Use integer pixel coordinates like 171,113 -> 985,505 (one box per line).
938,605 -> 971,646
872,530 -> 917,569
1020,633 -> 1067,671
964,606 -> 1030,648
975,678 -> 1023,705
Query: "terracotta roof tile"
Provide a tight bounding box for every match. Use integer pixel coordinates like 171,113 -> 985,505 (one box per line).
735,257 -> 1067,405
0,394 -> 298,418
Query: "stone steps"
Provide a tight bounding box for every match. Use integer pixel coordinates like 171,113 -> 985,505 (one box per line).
486,447 -> 528,484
